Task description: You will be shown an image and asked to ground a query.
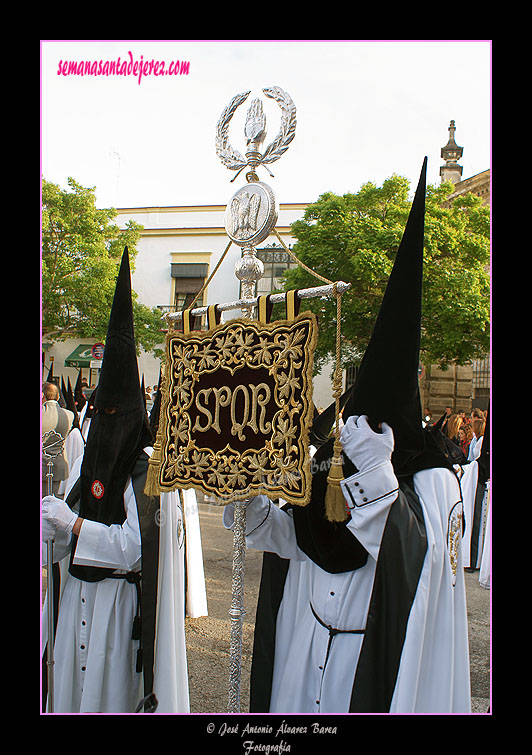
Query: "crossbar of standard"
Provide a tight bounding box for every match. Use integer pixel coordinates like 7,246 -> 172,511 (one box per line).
164,281 -> 351,321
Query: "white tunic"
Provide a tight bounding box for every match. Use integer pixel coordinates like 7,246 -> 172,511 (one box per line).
479,482 -> 490,590
43,456 -> 143,713
57,428 -> 85,497
460,460 -> 478,568
42,451 -> 190,713
182,489 -> 208,618
460,460 -> 489,570
468,435 -> 484,462
153,489 -> 190,712
224,463 -> 471,714
389,468 -> 470,713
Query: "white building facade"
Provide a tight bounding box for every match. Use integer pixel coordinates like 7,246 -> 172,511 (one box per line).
44,202 -> 336,410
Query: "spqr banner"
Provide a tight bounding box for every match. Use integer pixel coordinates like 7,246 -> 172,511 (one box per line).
145,294 -> 317,506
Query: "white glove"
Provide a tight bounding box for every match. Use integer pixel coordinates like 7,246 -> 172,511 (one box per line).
42,495 -> 78,534
340,415 -> 394,472
41,517 -> 57,542
222,496 -> 269,533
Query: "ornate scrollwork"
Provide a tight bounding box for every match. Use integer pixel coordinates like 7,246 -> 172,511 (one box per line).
447,501 -> 464,587
147,313 -> 317,506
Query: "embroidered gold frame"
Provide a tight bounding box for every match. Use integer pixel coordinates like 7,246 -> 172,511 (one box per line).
145,306 -> 318,506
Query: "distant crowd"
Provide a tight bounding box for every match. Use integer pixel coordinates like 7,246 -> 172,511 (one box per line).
423,406 -> 487,462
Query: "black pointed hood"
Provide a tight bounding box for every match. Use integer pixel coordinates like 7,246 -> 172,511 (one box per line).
81,386 -> 97,426
292,159 -> 450,571
342,157 -> 428,475
61,376 -> 68,404
341,157 -> 451,477
74,370 -> 86,413
92,249 -> 145,414
56,376 -> 66,408
72,248 -> 152,548
141,375 -> 146,410
149,369 -> 163,439
65,377 -> 81,431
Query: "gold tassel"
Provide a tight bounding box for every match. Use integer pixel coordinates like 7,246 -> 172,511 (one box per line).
143,362 -> 167,497
324,285 -> 349,522
144,454 -> 162,497
325,439 -> 349,522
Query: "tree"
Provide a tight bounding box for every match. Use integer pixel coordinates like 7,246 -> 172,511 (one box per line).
282,175 -> 490,374
42,177 -> 164,355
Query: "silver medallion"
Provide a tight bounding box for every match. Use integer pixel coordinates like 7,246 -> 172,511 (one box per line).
225,180 -> 279,247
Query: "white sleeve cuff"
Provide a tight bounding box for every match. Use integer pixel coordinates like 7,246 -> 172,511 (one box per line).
71,519 -> 103,565
341,461 -> 399,509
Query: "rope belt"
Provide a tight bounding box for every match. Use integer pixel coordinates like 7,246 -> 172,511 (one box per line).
107,571 -> 143,672
310,602 -> 365,671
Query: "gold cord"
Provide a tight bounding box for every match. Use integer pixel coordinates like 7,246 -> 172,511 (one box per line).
273,231 -> 347,518
332,282 -> 342,441
188,239 -> 234,311
324,282 -> 349,522
272,229 -> 333,285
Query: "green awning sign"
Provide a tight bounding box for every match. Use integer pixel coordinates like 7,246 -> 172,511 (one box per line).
65,344 -> 97,368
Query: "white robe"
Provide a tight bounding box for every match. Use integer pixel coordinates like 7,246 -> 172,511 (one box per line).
182,489 -> 208,618
460,460 -> 488,569
479,482 -> 490,590
224,463 -> 471,714
79,411 -> 92,442
153,488 -> 190,712
57,427 -> 85,497
42,449 -> 190,713
468,435 -> 484,462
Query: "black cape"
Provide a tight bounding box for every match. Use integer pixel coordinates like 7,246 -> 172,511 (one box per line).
249,476 -> 427,713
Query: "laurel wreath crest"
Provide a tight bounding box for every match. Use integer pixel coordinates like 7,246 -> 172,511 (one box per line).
215,90 -> 250,171
260,86 -> 297,165
215,86 -> 297,172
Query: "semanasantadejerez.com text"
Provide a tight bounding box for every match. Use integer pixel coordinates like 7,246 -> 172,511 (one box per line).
57,51 -> 190,85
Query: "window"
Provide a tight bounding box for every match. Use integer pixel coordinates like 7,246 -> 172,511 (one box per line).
345,365 -> 359,391
243,244 -> 297,298
173,290 -> 204,312
171,262 -> 208,313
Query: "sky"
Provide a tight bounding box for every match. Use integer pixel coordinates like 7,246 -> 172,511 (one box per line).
40,40 -> 491,210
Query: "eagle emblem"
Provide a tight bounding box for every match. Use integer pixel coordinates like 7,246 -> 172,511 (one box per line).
230,191 -> 262,240
224,181 -> 278,247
